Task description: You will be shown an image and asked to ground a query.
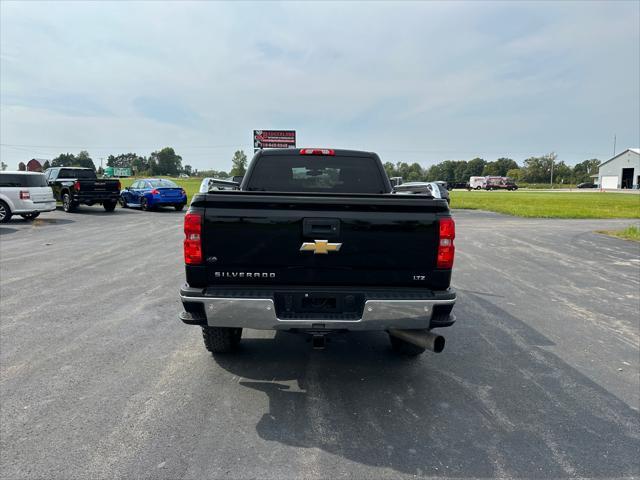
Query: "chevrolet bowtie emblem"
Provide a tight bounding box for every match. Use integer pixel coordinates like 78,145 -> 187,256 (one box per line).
300,239 -> 342,255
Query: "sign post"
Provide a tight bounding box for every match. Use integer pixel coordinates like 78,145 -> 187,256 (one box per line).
254,130 -> 296,153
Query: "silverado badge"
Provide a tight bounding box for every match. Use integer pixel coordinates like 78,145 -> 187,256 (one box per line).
300,240 -> 342,255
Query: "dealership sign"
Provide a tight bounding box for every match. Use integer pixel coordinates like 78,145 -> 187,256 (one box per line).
253,130 -> 296,150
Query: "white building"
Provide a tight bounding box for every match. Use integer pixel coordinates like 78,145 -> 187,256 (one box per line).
597,148 -> 639,189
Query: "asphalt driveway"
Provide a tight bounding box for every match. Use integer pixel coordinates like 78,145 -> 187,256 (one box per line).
1,207 -> 638,479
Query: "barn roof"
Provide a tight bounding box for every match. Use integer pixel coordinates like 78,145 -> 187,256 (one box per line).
598,148 -> 640,169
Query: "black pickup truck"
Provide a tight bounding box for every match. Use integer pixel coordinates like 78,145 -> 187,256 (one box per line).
44,167 -> 121,212
180,148 -> 456,356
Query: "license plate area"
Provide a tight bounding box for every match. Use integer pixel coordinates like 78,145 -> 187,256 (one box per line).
274,292 -> 365,319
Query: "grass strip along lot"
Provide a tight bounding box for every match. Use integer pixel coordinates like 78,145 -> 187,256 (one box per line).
597,225 -> 640,242
450,191 -> 640,219
120,177 -> 639,219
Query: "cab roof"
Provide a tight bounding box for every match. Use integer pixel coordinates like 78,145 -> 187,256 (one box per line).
257,148 -> 377,157
0,170 -> 45,175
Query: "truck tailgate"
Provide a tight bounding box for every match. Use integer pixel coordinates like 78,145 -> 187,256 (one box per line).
78,179 -> 120,193
193,192 -> 451,290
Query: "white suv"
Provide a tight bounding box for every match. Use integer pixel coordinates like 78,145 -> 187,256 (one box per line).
0,171 -> 57,223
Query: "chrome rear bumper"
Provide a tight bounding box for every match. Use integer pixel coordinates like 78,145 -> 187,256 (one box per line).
180,291 -> 455,331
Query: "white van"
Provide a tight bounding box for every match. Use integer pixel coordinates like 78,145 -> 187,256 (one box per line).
468,176 -> 487,190
0,171 -> 57,223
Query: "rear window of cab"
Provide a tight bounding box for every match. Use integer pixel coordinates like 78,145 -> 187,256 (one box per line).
58,169 -> 96,179
246,155 -> 386,193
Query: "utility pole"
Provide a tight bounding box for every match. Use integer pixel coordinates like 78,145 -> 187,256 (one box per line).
550,160 -> 554,189
613,134 -> 616,157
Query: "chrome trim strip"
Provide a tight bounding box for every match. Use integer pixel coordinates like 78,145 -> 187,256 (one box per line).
180,295 -> 455,331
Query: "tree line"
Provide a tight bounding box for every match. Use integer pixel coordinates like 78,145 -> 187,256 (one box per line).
105,148 -> 187,176
44,148 -> 600,185
384,153 -> 601,185
47,148 -> 249,178
47,148 -> 188,176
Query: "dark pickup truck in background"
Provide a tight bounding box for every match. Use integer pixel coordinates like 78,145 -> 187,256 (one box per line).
180,148 -> 456,356
44,167 -> 121,212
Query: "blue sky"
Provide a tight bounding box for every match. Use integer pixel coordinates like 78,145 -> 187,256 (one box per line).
1,1 -> 638,171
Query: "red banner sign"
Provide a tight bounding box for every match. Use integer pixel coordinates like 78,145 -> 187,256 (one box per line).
254,130 -> 296,149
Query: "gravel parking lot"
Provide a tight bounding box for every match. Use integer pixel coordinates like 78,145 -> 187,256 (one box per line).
1,207 -> 638,479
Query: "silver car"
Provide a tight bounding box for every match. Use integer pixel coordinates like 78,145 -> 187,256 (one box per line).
0,171 -> 57,223
393,181 -> 450,204
198,177 -> 240,193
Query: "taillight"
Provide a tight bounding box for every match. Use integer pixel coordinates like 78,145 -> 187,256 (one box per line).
184,212 -> 202,265
19,190 -> 30,200
150,189 -> 160,195
299,148 -> 335,156
437,217 -> 455,269
74,181 -> 81,191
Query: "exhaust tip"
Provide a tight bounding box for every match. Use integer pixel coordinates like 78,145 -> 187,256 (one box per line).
433,335 -> 445,353
388,329 -> 446,353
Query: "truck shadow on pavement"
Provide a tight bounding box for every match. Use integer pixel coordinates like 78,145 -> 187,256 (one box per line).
31,217 -> 75,225
0,218 -> 75,232
214,291 -> 639,478
57,206 -> 140,215
119,207 -> 186,215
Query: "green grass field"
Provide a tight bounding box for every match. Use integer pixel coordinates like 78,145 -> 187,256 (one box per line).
121,177 -> 640,219
450,191 -> 640,218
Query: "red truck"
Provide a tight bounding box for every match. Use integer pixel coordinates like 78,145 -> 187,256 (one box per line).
484,176 -> 518,191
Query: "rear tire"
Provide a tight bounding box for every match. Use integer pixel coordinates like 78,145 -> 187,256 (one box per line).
389,334 -> 426,357
141,197 -> 151,211
174,203 -> 185,211
202,326 -> 242,353
21,212 -> 40,220
0,201 -> 12,223
62,193 -> 76,212
103,200 -> 117,212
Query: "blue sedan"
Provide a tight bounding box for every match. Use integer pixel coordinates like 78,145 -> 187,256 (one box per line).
119,179 -> 187,211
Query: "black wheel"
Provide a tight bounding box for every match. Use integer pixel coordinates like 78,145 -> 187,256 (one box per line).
174,203 -> 185,211
202,326 -> 242,354
389,334 -> 426,357
103,200 -> 117,212
141,197 -> 151,211
119,196 -> 128,208
62,193 -> 76,212
0,200 -> 11,223
475,186 -> 481,190
20,212 -> 40,220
